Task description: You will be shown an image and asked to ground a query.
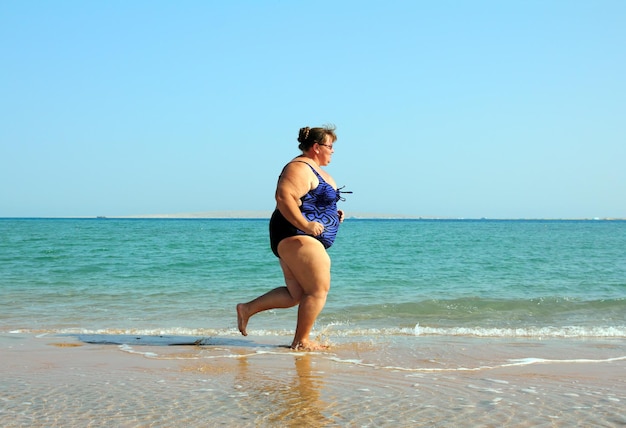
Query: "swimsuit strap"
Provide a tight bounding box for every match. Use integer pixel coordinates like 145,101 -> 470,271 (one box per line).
285,160 -> 353,200
337,185 -> 353,201
287,160 -> 326,182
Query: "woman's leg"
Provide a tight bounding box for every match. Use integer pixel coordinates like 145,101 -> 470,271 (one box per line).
237,259 -> 304,336
276,236 -> 331,350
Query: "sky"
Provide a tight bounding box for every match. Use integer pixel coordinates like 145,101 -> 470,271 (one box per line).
1,0 -> 625,219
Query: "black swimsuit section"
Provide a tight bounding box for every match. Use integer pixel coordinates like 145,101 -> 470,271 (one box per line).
269,209 -> 299,258
269,161 -> 343,258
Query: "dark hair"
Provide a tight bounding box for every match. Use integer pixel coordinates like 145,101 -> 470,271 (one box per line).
297,124 -> 337,151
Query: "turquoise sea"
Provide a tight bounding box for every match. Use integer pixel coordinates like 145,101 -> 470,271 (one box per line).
1,218 -> 625,427
1,218 -> 624,339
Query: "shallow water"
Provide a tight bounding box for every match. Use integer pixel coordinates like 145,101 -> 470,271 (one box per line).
2,333 -> 624,427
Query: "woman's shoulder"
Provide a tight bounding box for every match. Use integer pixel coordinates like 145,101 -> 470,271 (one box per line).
280,158 -> 323,185
282,158 -> 316,174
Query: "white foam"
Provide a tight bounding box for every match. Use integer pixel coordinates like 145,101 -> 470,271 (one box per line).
7,323 -> 626,339
484,378 -> 509,385
413,325 -> 626,338
327,353 -> 626,375
505,356 -> 626,366
117,344 -> 159,359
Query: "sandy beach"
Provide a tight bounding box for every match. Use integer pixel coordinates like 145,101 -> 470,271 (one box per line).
1,333 -> 624,427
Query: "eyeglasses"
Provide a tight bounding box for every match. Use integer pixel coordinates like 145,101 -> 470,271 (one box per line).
318,143 -> 334,150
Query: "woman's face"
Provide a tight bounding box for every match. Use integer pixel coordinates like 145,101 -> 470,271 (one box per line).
316,135 -> 335,166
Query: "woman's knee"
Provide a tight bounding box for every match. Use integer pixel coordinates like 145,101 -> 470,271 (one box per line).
286,287 -> 302,305
306,287 -> 329,299
281,261 -> 304,303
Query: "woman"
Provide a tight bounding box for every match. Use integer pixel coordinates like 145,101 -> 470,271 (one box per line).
237,125 -> 346,351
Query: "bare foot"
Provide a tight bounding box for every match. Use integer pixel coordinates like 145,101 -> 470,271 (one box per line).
236,303 -> 249,336
290,340 -> 329,352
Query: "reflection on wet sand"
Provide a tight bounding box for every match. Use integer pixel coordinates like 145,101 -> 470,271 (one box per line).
234,353 -> 332,426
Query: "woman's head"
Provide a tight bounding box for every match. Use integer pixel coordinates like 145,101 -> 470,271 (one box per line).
297,125 -> 337,152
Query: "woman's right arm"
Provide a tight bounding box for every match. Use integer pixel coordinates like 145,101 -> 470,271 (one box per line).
275,163 -> 324,236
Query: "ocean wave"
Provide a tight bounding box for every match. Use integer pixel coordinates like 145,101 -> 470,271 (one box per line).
7,323 -> 626,339
412,324 -> 626,338
321,324 -> 626,338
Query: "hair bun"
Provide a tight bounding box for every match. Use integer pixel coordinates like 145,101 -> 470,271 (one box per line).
297,127 -> 311,144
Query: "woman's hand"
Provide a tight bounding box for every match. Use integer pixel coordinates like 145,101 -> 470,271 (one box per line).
305,221 -> 325,236
338,209 -> 345,223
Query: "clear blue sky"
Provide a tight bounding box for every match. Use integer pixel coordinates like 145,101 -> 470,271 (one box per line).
1,0 -> 624,218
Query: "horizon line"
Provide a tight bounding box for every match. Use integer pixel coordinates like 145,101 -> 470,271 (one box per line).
1,210 -> 624,221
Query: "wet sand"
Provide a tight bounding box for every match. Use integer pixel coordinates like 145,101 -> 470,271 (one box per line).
1,333 -> 624,427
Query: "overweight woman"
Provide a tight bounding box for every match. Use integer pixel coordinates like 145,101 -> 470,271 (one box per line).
237,125 -> 347,351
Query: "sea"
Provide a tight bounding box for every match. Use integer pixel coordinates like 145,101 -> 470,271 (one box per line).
1,218 -> 625,426
2,218 -> 624,339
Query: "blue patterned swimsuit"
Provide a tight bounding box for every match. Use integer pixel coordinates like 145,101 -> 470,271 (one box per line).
269,161 -> 342,257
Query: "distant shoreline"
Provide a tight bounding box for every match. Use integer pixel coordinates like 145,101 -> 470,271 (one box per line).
2,211 -> 625,221
110,213 -> 626,221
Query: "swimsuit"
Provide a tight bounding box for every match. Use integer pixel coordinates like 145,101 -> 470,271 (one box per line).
269,161 -> 343,257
